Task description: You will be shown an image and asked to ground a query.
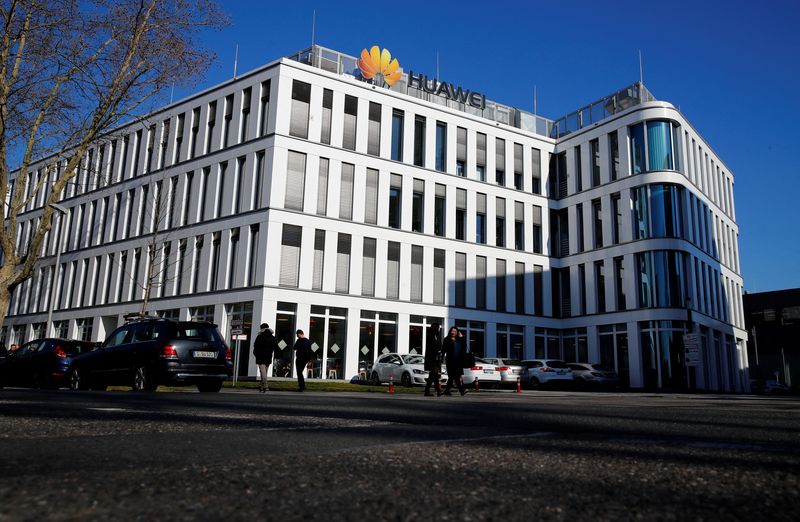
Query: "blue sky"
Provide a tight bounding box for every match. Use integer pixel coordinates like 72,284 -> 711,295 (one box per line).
181,0 -> 800,293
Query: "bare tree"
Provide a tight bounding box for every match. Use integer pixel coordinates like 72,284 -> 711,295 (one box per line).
0,0 -> 227,329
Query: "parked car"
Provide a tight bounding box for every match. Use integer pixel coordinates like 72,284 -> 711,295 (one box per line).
750,379 -> 790,395
0,338 -> 95,389
567,363 -> 620,388
458,358 -> 502,388
521,359 -> 573,388
69,318 -> 232,392
370,353 -> 447,386
481,358 -> 524,385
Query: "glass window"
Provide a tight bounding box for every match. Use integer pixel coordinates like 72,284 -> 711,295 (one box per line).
433,249 -> 445,304
412,179 -> 424,233
279,225 -> 301,288
455,252 -> 466,307
289,81 -> 310,139
590,139 -> 600,187
609,131 -> 619,181
435,121 -> 447,172
630,122 -> 645,175
413,116 -> 425,167
335,233 -> 351,293
647,121 -> 673,171
496,138 -> 506,186
595,261 -> 606,314
592,198 -> 603,249
476,193 -> 486,244
495,197 -> 506,248
364,168 -> 379,224
455,188 -> 466,240
531,147 -> 541,194
391,110 -> 404,161
367,102 -> 381,156
339,163 -> 354,220
313,229 -> 325,291
342,95 -> 358,150
388,174 -> 402,229
320,89 -> 332,145
284,151 -> 305,211
387,242 -> 400,299
496,259 -> 506,312
361,237 -> 375,296
411,246 -> 423,302
434,184 -> 446,237
476,255 -> 486,309
456,127 -> 467,177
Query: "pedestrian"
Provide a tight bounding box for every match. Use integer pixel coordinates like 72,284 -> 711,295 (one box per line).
424,323 -> 444,397
253,323 -> 277,393
294,329 -> 313,392
443,326 -> 468,396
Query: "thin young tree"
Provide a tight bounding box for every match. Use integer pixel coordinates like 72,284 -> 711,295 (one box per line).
0,0 -> 226,330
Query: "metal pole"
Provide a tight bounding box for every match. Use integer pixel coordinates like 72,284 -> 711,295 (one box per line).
233,337 -> 241,387
46,203 -> 68,337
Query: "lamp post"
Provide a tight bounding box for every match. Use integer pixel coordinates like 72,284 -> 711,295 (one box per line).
46,203 -> 68,338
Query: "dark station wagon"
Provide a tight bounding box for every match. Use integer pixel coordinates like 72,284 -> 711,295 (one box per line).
69,318 -> 232,392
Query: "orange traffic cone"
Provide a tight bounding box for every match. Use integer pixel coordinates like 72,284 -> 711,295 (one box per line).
388,375 -> 395,394
474,377 -> 480,392
516,377 -> 521,393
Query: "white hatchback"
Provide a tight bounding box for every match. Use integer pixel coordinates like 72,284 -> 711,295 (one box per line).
482,358 -> 525,385
369,353 -> 446,387
521,359 -> 573,388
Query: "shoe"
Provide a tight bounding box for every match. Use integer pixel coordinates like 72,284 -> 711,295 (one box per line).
460,389 -> 468,396
436,391 -> 443,397
264,387 -> 269,392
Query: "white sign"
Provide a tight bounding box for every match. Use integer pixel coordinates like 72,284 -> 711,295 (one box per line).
683,334 -> 701,367
233,334 -> 248,341
231,328 -> 243,336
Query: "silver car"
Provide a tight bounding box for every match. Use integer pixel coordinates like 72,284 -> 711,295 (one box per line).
567,363 -> 620,388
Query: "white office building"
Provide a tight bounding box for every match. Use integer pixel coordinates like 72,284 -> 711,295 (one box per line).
4,45 -> 748,391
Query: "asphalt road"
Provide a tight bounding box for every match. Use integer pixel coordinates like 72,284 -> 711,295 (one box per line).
0,387 -> 798,521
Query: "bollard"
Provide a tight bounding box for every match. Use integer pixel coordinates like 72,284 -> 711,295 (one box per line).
516,376 -> 521,393
388,375 -> 395,394
474,376 -> 480,392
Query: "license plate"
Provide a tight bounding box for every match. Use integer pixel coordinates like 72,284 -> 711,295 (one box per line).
557,370 -> 567,375
193,351 -> 216,358
484,369 -> 494,374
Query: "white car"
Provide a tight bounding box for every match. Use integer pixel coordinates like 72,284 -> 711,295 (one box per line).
567,363 -> 620,388
521,359 -> 573,388
481,358 -> 525,385
369,353 -> 446,387
453,357 -> 502,388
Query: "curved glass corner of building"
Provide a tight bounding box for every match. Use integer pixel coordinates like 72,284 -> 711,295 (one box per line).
630,119 -> 683,175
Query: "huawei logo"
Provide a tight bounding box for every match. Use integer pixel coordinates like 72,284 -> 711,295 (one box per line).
358,46 -> 401,87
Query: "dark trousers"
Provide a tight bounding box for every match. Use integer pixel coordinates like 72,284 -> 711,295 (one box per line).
296,358 -> 308,390
425,370 -> 442,394
445,373 -> 465,394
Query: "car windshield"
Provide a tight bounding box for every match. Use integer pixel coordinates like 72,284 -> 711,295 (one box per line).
545,360 -> 569,368
402,355 -> 424,365
503,360 -> 522,366
591,364 -> 614,372
175,323 -> 222,342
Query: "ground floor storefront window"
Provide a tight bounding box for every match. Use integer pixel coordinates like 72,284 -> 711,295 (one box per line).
454,320 -> 485,358
640,320 -> 687,390
599,324 -> 629,387
561,328 -> 588,363
496,323 -> 524,359
273,302 -> 296,377
359,311 -> 397,376
226,301 -> 253,378
309,306 -> 347,379
534,328 -> 560,359
408,315 -> 443,356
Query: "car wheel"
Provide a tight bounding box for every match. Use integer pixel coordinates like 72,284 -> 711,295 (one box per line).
197,380 -> 223,393
133,366 -> 157,392
69,369 -> 88,391
529,376 -> 540,389
401,372 -> 412,387
370,372 -> 380,386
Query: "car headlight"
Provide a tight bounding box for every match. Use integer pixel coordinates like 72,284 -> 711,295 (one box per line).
412,369 -> 426,375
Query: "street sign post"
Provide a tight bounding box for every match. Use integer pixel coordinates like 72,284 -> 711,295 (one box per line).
683,333 -> 701,367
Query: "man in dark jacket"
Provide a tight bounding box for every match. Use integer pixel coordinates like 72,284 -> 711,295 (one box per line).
424,323 -> 443,397
294,329 -> 313,392
443,326 -> 467,396
253,323 -> 278,393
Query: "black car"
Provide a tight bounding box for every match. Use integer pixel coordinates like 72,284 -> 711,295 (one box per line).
0,338 -> 96,389
69,318 -> 232,392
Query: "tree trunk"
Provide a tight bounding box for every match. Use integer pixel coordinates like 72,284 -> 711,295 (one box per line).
0,284 -> 13,340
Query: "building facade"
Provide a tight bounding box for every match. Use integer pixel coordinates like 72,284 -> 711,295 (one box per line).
3,45 -> 748,391
744,288 -> 799,391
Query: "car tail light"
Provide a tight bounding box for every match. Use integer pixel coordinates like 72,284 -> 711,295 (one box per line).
496,366 -> 510,371
471,366 -> 483,371
54,346 -> 67,359
225,346 -> 232,361
540,367 -> 554,372
161,345 -> 178,359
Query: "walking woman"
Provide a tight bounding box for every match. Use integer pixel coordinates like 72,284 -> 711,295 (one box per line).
443,326 -> 468,396
424,323 -> 444,397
